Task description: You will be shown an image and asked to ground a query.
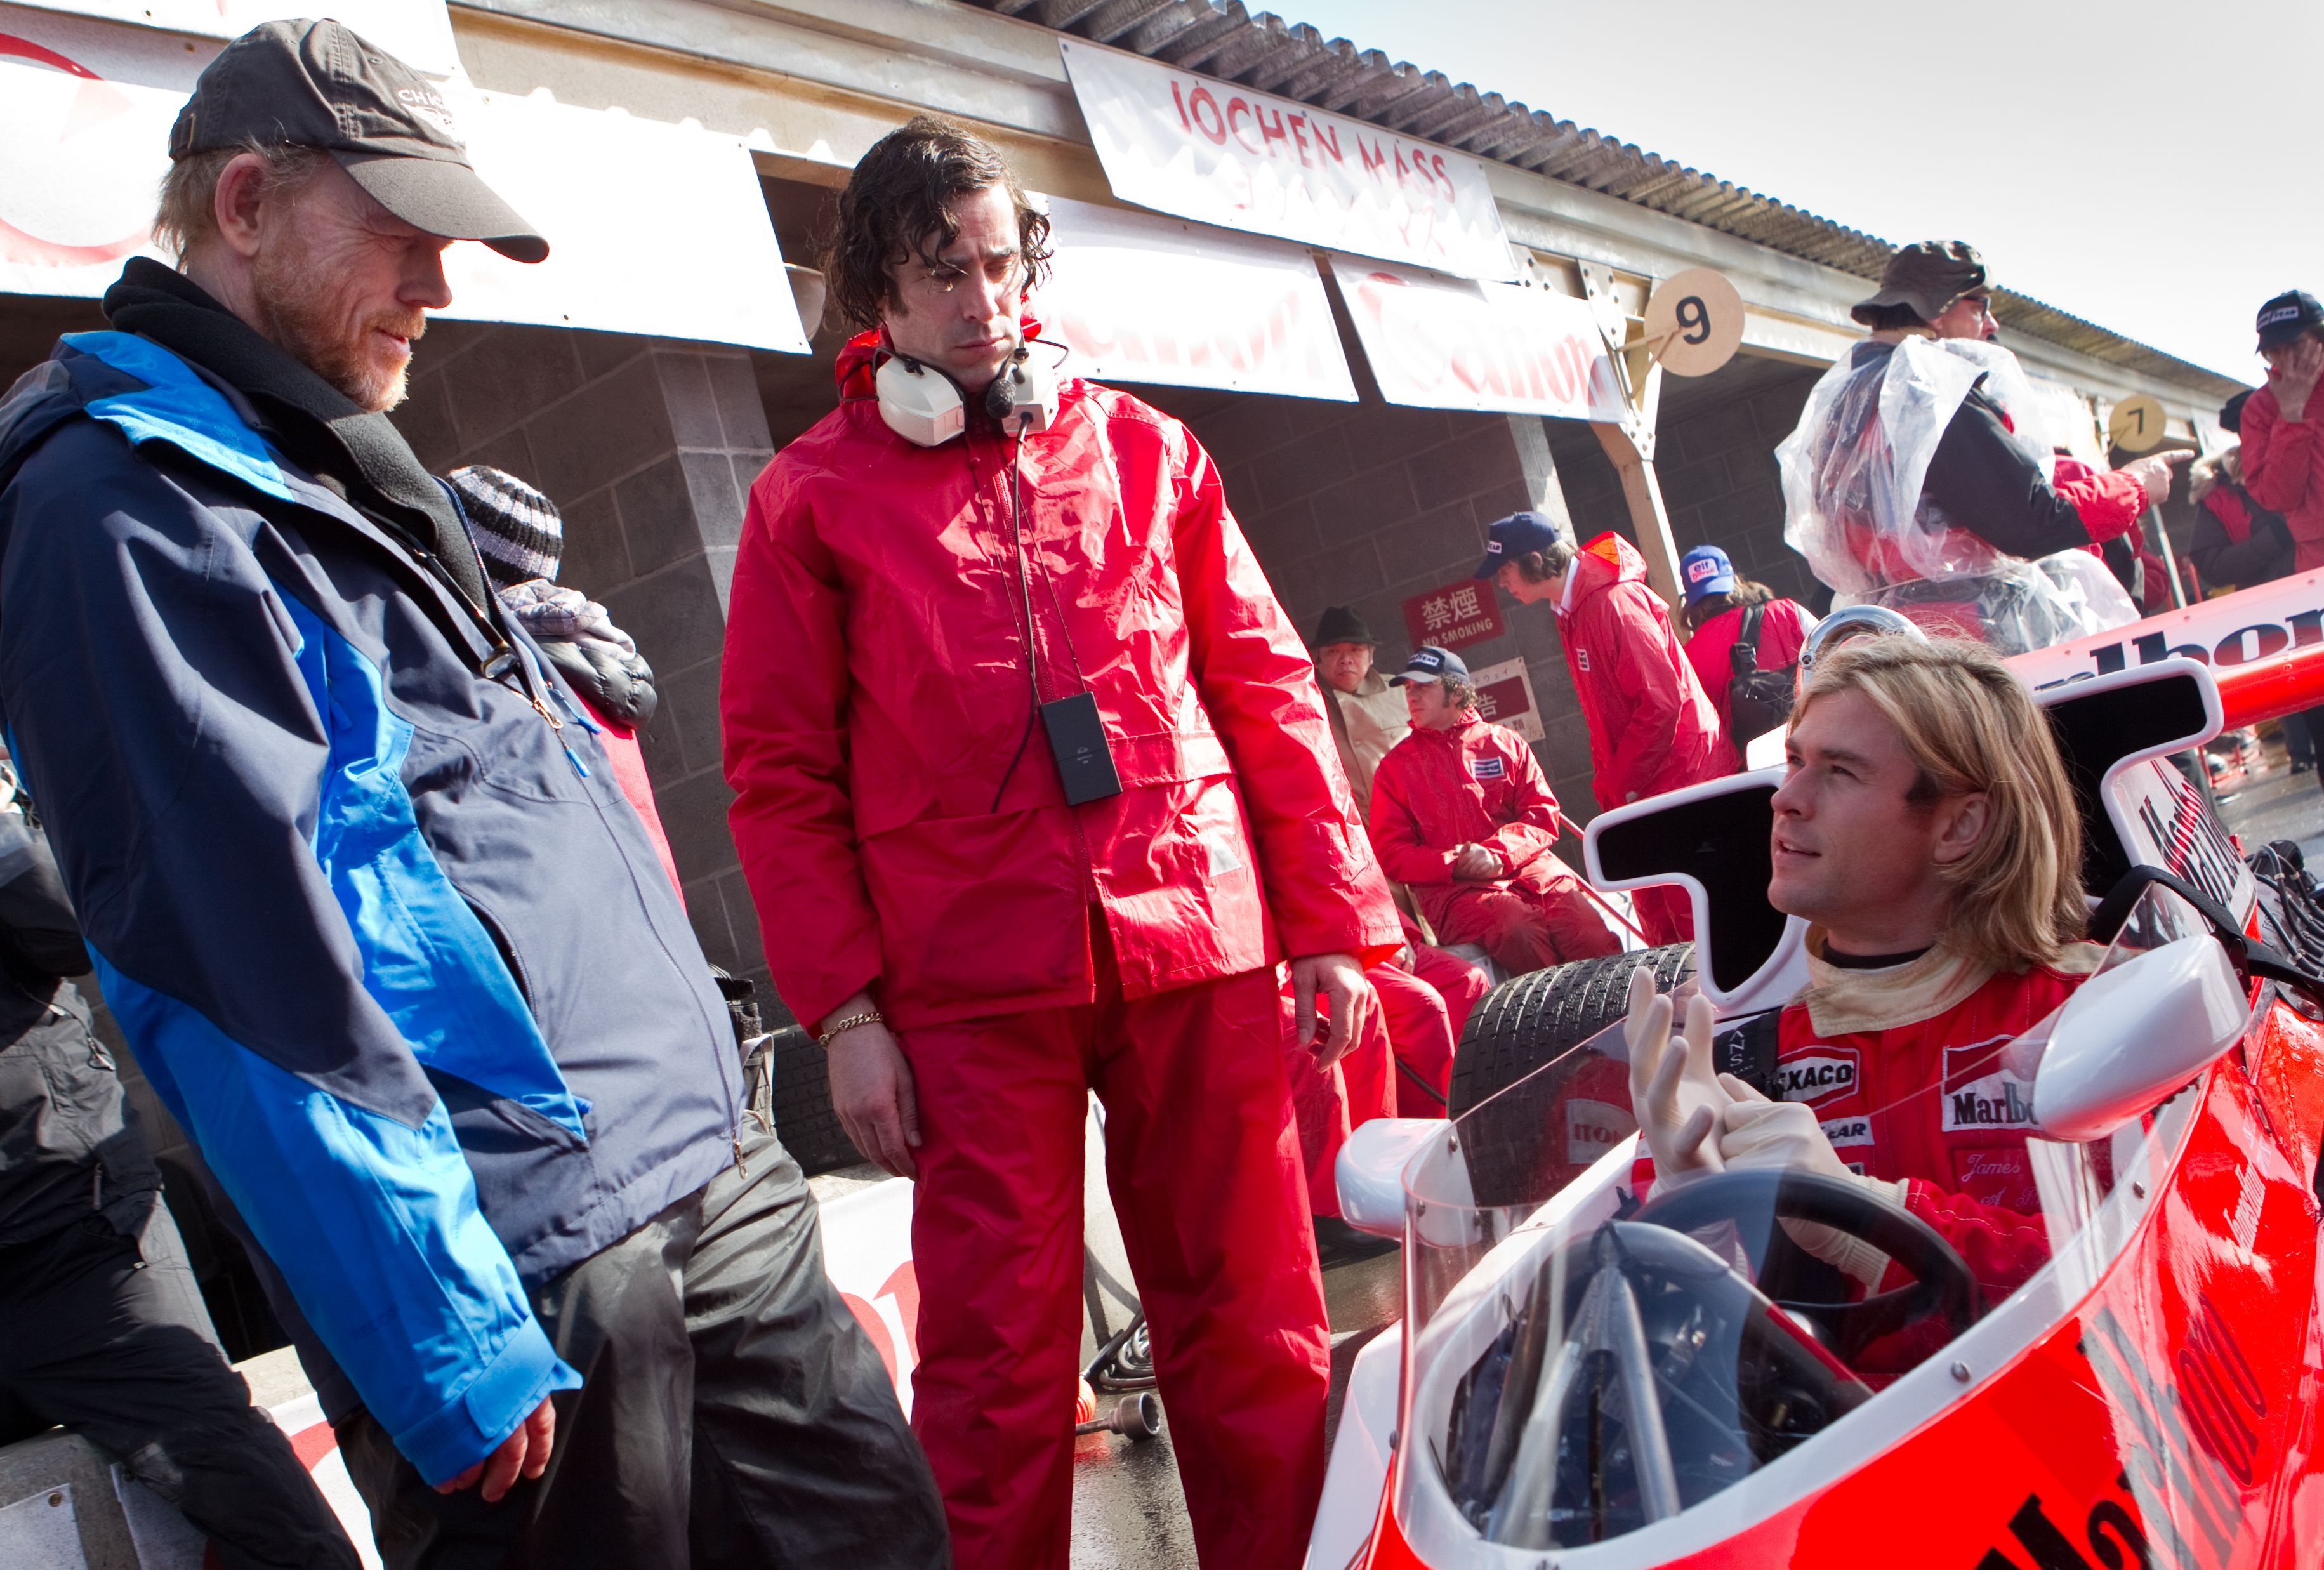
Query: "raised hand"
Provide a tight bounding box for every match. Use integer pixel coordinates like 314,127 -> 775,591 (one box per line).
1623,966 -> 1730,1192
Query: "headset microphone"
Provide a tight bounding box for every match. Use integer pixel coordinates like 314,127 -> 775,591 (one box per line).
875,341 -> 1059,448
984,345 -> 1057,438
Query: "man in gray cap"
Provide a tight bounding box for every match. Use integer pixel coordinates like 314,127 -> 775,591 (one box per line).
0,20 -> 942,1569
1776,241 -> 2183,656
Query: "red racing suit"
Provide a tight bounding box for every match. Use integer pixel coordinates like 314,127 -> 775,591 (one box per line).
1763,938 -> 2102,1302
1634,935 -> 2101,1373
723,329 -> 1399,1570
1554,533 -> 1724,942
1368,710 -> 1618,971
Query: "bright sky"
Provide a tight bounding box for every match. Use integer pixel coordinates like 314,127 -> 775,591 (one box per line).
1281,0 -> 2316,387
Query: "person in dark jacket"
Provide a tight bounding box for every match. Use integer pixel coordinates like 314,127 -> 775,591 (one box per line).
1778,241 -> 2184,654
2189,391 -> 2294,593
446,464 -> 686,897
0,759 -> 359,1569
0,22 -> 942,1569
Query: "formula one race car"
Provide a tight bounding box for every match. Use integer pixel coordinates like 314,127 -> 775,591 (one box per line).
1310,585 -> 2324,1570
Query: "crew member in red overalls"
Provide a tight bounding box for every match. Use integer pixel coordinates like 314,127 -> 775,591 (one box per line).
723,119 -> 1400,1570
1481,513 -> 1727,944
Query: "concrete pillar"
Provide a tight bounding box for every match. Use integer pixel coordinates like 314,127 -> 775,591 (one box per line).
395,322 -> 781,1012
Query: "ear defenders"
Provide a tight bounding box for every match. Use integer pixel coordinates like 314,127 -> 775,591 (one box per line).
875,342 -> 1058,448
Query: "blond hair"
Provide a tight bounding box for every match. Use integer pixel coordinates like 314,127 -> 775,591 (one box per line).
152,142 -> 331,261
1794,635 -> 2083,969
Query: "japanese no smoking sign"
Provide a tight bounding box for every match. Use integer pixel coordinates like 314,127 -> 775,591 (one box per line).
1401,581 -> 1505,652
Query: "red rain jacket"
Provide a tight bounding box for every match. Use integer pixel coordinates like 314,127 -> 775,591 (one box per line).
2239,385 -> 2324,574
1367,710 -> 1572,938
2048,453 -> 2149,546
722,330 -> 1400,1031
1555,532 -> 1724,809
1682,597 -> 1813,768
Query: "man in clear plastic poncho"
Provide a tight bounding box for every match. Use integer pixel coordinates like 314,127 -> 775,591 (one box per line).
1777,242 -> 2184,655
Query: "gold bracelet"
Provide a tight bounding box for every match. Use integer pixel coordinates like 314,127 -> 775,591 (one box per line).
816,1008 -> 885,1048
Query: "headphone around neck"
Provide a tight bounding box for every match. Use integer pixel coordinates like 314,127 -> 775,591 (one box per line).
875,341 -> 1060,448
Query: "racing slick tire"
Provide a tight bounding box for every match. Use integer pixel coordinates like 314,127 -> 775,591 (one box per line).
1448,944 -> 1696,1118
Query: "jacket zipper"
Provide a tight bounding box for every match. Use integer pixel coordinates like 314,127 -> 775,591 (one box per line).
979,428 -> 1102,904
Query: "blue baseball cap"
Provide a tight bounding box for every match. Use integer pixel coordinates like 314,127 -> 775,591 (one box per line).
1473,510 -> 1568,580
1679,544 -> 1736,606
1390,645 -> 1470,686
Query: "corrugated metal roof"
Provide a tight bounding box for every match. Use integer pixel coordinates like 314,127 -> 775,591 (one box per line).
982,0 -> 2241,399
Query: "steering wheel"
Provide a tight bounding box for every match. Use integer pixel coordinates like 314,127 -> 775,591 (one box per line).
1632,1169 -> 1981,1362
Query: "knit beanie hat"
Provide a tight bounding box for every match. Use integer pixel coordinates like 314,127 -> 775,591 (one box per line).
447,465 -> 562,588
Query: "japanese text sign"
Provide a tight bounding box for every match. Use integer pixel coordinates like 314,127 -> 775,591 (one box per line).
1402,581 -> 1505,652
1059,39 -> 1516,282
1470,657 -> 1543,743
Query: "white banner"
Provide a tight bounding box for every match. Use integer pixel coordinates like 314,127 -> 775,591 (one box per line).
0,43 -> 807,352
8,0 -> 457,76
1059,38 -> 1515,283
1329,255 -> 1627,422
440,91 -> 807,352
1036,195 -> 1354,401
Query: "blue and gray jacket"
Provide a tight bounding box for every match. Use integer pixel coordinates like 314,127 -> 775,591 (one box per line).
0,331 -> 745,1484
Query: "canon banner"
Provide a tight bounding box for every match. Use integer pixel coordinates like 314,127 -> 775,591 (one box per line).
1331,255 -> 1628,423
0,32 -> 807,353
1058,39 -> 1515,283
1036,195 -> 1356,401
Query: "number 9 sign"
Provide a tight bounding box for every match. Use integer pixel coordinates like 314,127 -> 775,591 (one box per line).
1642,268 -> 1745,377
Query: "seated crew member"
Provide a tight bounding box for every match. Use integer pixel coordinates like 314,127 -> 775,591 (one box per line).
1775,241 -> 2184,656
1369,647 -> 1620,975
1627,634 -> 2100,1335
1309,607 -> 1485,1100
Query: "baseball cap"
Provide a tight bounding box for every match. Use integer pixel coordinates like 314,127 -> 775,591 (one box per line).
2220,390 -> 2252,435
1390,646 -> 1469,687
1851,241 -> 1986,327
2255,291 -> 2323,352
1679,544 -> 1736,606
169,19 -> 547,263
1472,510 -> 1569,580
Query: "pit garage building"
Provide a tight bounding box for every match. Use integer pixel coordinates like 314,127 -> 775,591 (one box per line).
0,0 -> 2247,1184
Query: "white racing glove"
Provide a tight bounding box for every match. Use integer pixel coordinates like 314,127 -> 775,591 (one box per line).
1625,968 -> 1731,1196
1716,1076 -> 1906,1290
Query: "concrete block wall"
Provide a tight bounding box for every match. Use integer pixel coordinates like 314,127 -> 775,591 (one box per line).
393,320 -> 784,1019
1548,362 -> 1826,610
1130,386 -> 1610,831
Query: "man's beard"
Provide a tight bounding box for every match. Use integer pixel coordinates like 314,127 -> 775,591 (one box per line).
251,235 -> 425,412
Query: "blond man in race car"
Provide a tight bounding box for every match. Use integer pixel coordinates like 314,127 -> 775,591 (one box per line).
1630,635 -> 2101,1317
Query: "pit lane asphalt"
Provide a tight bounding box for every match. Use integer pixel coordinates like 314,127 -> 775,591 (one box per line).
1068,1244 -> 1403,1570
2212,733 -> 2324,864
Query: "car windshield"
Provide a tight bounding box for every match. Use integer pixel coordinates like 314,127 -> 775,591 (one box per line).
1391,885 -> 2240,1564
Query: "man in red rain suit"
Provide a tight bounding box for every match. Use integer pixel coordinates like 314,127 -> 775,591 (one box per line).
1482,512 -> 1727,944
722,118 -> 1401,1570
